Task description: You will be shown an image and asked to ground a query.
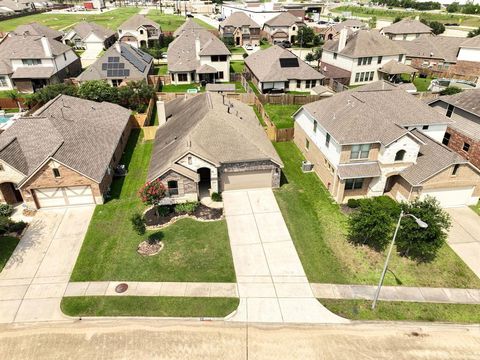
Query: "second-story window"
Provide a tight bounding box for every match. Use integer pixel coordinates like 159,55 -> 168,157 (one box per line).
446,104 -> 454,118
394,149 -> 406,161
325,133 -> 331,148
53,168 -> 61,178
350,144 -> 370,159
333,52 -> 337,59
313,120 -> 317,133
22,59 -> 41,66
377,56 -> 382,64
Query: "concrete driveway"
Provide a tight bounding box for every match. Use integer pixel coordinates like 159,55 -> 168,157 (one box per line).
223,188 -> 346,324
447,207 -> 480,279
0,206 -> 94,324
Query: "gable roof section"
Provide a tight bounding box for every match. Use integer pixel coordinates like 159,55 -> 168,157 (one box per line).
300,81 -> 452,146
460,34 -> 480,49
148,93 -> 283,182
0,95 -> 132,185
173,18 -> 204,37
118,14 -> 160,31
323,30 -> 406,58
72,21 -> 115,42
382,19 -> 432,35
245,45 -> 324,82
333,19 -> 365,32
0,34 -> 71,60
77,43 -> 153,81
398,34 -> 465,63
265,12 -> 302,27
221,11 -> 260,29
13,22 -> 63,39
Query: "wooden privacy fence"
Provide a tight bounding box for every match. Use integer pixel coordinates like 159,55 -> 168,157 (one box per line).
142,126 -> 159,141
132,97 -> 156,128
253,97 -> 294,142
257,93 -> 324,105
0,98 -> 25,109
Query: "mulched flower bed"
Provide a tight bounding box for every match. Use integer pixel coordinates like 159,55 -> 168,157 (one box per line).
144,204 -> 223,227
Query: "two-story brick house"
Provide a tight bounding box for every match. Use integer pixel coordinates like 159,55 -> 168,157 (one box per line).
293,81 -> 480,207
118,14 -> 162,49
263,11 -> 305,44
219,11 -> 261,47
381,19 -> 432,41
429,89 -> 480,169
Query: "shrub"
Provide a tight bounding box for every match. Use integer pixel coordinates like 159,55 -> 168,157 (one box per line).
211,192 -> 222,202
0,204 -> 14,217
0,216 -> 11,235
130,213 -> 146,236
139,179 -> 167,206
9,221 -> 27,233
440,86 -> 463,96
174,201 -> 199,214
157,205 -> 171,217
347,198 -> 360,208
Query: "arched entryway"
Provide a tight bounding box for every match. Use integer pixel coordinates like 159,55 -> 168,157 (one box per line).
197,167 -> 211,198
0,182 -> 23,204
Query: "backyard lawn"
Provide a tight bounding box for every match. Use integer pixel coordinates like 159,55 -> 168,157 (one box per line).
264,104 -> 301,129
160,83 -> 204,93
70,129 -> 236,283
0,7 -> 140,31
154,64 -> 168,75
230,61 -> 245,74
0,236 -> 19,272
147,11 -> 214,31
320,299 -> 480,323
61,296 -> 239,318
273,142 -> 480,288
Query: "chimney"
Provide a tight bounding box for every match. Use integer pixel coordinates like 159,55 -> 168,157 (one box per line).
195,36 -> 201,60
156,100 -> 167,126
338,28 -> 348,53
40,36 -> 52,58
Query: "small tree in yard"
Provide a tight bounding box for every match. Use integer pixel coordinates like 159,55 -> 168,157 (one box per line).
78,80 -> 119,103
6,90 -> 22,111
130,213 -> 146,235
296,26 -> 315,47
139,179 -> 167,216
396,197 -> 451,263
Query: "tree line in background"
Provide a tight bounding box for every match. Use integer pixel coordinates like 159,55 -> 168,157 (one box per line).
446,2 -> 480,15
372,0 -> 441,11
24,80 -> 155,113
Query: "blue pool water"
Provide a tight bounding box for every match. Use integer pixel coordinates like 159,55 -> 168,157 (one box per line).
0,114 -> 14,123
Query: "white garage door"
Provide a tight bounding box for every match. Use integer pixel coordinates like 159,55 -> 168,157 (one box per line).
420,187 -> 475,208
34,186 -> 95,208
222,170 -> 272,191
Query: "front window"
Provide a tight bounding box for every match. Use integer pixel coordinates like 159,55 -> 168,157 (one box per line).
350,144 -> 370,160
345,178 -> 364,190
178,73 -> 188,82
111,79 -> 122,87
394,150 -> 406,161
216,71 -> 224,79
463,142 -> 470,152
325,133 -> 331,148
398,54 -> 403,62
167,180 -> 179,196
22,59 -> 41,66
0,76 -> 7,87
296,80 -> 301,88
377,56 -> 382,64
442,132 -> 451,146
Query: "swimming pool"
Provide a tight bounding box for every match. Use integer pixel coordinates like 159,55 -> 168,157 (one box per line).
0,114 -> 14,123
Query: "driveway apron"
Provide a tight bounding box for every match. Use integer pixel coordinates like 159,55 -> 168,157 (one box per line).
0,206 -> 94,324
223,189 -> 347,324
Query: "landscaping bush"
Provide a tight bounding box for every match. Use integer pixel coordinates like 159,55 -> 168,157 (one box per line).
174,201 -> 199,214
139,179 -> 167,206
157,205 -> 172,217
440,86 -> 463,95
347,198 -> 360,208
0,204 -> 14,217
8,221 -> 26,233
211,192 -> 222,202
397,196 -> 451,263
130,213 -> 146,236
0,216 -> 11,235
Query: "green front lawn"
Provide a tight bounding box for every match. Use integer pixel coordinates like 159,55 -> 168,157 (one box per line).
154,64 -> 168,75
0,236 -> 19,272
0,7 -> 140,31
70,129 -> 235,283
264,104 -> 301,129
230,61 -> 245,74
273,142 -> 480,288
160,83 -> 204,93
62,296 -> 239,318
320,299 -> 480,323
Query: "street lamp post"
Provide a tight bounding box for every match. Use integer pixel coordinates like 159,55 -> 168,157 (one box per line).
371,210 -> 428,310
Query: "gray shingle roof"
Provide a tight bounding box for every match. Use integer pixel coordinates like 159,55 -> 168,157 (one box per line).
265,12 -> 302,27
220,11 -> 260,29
400,130 -> 469,185
148,93 -> 283,182
398,34 -> 465,63
382,19 -> 432,35
13,22 -> 63,39
118,14 -> 160,31
173,18 -> 204,37
333,19 -> 365,32
337,162 -> 381,180
0,95 -> 132,184
0,34 -> 71,60
167,29 -> 230,72
77,43 -> 153,82
323,29 -> 406,58
71,21 -> 115,41
11,66 -> 55,79
461,34 -> 480,48
301,81 -> 452,146
378,59 -> 417,75
245,45 -> 324,82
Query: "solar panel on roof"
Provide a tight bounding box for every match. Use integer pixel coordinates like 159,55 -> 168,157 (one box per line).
121,47 -> 146,73
279,58 -> 299,68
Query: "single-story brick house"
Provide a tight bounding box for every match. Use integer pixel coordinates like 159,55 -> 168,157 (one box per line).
147,93 -> 283,203
0,95 -> 132,208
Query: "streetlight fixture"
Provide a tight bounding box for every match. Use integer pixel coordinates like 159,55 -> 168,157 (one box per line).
371,210 -> 428,310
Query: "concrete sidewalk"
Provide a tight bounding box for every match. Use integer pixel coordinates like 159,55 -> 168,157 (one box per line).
311,283 -> 480,304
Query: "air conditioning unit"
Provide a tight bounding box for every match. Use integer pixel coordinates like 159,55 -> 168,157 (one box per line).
301,160 -> 314,173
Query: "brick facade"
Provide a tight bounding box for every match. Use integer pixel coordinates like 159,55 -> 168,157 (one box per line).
159,170 -> 197,198
444,127 -> 480,169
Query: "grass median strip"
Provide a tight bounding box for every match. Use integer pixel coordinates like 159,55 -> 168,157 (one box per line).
61,296 -> 239,318
320,299 -> 480,323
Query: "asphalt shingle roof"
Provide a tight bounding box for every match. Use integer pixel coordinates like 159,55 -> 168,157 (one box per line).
173,18 -> 204,37
220,12 -> 260,29
0,34 -> 71,60
337,162 -> 381,180
265,12 -> 302,27
148,93 -> 283,182
382,19 -> 432,35
71,21 -> 115,41
460,34 -> 480,48
118,14 -> 160,31
13,22 -> 63,39
398,34 -> 465,63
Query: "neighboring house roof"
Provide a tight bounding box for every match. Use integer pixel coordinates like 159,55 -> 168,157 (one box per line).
333,19 -> 365,32
397,34 -> 465,63
148,93 -> 283,182
300,80 -> 452,146
13,22 -> 63,39
378,59 -> 417,75
264,11 -> 302,27
118,14 -> 160,31
311,85 -> 333,95
400,130 -> 470,185
11,66 -> 55,79
0,34 -> 71,61
460,34 -> 480,49
323,30 -> 406,58
173,18 -> 204,37
0,0 -> 29,11
245,45 -> 324,82
77,43 -> 153,82
70,21 -> 115,42
0,95 -> 131,184
205,83 -> 236,92
167,29 -> 230,72
220,11 -> 260,29
318,61 -> 351,80
382,19 -> 432,35
337,162 -> 381,180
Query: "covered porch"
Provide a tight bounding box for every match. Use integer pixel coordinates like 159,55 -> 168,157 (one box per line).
334,162 -> 382,203
378,59 -> 418,85
196,64 -> 218,85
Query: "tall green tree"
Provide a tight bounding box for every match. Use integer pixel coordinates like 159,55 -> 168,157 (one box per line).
296,26 -> 315,47
467,27 -> 480,37
78,80 -> 119,103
